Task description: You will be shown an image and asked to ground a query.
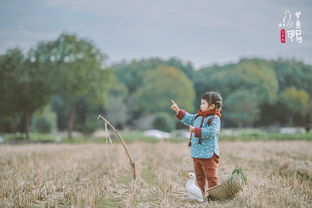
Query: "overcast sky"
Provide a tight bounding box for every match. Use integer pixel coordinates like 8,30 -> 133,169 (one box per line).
0,0 -> 311,68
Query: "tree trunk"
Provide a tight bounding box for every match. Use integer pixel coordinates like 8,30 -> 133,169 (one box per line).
306,98 -> 312,132
68,103 -> 76,139
309,99 -> 312,123
24,113 -> 31,140
288,114 -> 293,126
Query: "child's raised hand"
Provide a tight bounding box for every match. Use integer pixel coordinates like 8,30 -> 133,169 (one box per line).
171,99 -> 180,113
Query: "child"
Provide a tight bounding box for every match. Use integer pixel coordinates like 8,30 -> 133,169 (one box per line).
171,91 -> 222,196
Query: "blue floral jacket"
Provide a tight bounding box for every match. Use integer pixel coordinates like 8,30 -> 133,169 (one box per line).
176,109 -> 221,159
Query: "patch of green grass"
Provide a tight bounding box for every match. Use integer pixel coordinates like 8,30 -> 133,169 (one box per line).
2,132 -> 56,144
141,159 -> 158,184
96,196 -> 123,208
2,130 -> 311,145
117,174 -> 133,185
119,131 -> 160,144
220,132 -> 312,141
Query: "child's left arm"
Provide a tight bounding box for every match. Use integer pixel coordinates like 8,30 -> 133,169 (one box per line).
171,99 -> 196,126
176,110 -> 197,126
193,116 -> 220,140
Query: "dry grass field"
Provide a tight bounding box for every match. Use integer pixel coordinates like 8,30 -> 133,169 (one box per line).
0,141 -> 311,208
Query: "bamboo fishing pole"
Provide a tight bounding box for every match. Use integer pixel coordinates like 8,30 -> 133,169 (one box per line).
97,114 -> 136,180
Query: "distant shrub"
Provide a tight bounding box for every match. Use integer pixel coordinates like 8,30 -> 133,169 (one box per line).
132,114 -> 154,131
32,117 -> 52,133
31,105 -> 57,133
152,112 -> 175,132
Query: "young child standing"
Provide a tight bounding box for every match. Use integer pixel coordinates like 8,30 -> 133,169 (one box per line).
171,91 -> 223,195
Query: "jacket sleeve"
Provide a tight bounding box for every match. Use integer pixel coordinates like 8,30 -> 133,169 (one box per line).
194,116 -> 220,140
176,109 -> 196,126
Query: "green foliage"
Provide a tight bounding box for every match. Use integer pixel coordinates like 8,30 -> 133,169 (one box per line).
2,133 -> 56,143
31,33 -> 115,137
225,90 -> 260,127
77,115 -> 102,134
152,112 -> 175,132
0,48 -> 55,138
193,63 -> 235,107
112,58 -> 195,128
0,48 -> 53,116
133,65 -> 195,115
221,131 -> 312,141
32,33 -> 111,105
1,31 -> 312,134
194,59 -> 278,126
265,60 -> 312,126
234,59 -> 279,104
193,58 -> 312,127
231,167 -> 248,185
2,129 -> 311,144
31,104 -> 57,134
271,59 -> 312,96
0,115 -> 20,133
105,95 -> 129,129
279,87 -> 310,125
31,112 -> 54,134
106,72 -> 129,98
166,57 -> 194,79
31,118 -> 52,133
50,95 -> 70,130
280,87 -> 309,115
194,59 -> 278,104
112,58 -> 195,95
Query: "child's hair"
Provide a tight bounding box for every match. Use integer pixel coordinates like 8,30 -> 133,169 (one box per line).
201,91 -> 223,125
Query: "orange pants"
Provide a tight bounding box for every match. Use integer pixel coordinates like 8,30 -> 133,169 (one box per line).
192,153 -> 219,194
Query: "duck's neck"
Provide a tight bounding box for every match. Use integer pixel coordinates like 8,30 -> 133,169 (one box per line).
187,178 -> 195,184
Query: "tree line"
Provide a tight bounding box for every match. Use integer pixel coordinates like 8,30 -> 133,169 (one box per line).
1,33 -> 311,138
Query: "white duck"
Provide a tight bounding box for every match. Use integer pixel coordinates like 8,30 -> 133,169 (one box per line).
185,172 -> 204,202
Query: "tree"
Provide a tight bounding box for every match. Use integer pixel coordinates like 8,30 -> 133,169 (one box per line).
132,65 -> 195,121
233,59 -> 279,104
0,48 -> 53,139
194,58 -> 279,127
112,58 -> 195,95
280,87 -> 309,125
224,90 -> 260,127
33,33 -> 113,138
271,59 -> 312,125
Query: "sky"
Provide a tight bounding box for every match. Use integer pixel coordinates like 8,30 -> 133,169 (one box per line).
0,0 -> 311,68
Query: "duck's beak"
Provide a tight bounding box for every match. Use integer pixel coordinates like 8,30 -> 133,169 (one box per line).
183,173 -> 189,179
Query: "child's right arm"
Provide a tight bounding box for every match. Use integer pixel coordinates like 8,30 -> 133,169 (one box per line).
171,100 -> 196,126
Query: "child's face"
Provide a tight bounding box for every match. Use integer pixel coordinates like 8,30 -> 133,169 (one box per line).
200,99 -> 209,111
200,99 -> 215,111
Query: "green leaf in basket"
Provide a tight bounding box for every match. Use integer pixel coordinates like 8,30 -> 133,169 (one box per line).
231,166 -> 248,185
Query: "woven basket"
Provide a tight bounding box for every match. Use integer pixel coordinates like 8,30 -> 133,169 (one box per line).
207,170 -> 245,200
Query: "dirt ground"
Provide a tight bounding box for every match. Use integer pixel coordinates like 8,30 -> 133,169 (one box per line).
0,141 -> 311,208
